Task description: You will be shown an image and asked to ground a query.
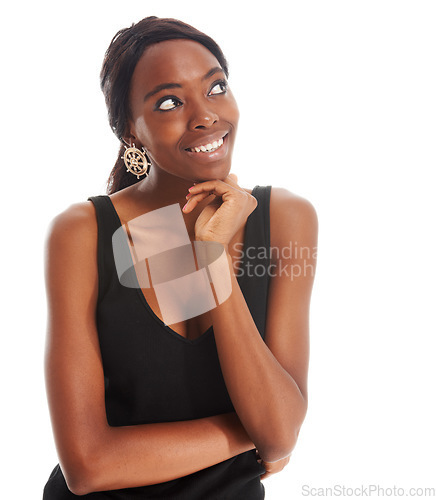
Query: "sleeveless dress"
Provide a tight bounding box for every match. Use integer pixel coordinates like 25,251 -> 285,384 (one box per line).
43,185 -> 272,499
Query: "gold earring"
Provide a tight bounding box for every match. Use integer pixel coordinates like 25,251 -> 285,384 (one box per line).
121,143 -> 152,179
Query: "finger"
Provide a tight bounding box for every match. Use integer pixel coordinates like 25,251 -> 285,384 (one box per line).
185,190 -> 215,201
187,180 -> 237,200
183,191 -> 217,213
226,173 -> 239,186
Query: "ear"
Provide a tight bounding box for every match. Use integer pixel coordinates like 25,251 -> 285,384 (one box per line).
121,120 -> 139,148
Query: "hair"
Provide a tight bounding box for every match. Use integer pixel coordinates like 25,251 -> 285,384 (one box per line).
100,16 -> 229,194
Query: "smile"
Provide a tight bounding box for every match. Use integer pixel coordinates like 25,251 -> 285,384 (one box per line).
186,134 -> 226,153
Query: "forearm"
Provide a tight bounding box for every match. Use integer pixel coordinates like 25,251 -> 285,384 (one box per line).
74,412 -> 254,495
210,254 -> 307,462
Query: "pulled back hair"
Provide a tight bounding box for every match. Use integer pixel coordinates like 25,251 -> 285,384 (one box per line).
100,16 -> 229,194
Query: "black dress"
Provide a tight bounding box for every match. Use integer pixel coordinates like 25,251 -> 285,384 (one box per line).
43,185 -> 272,499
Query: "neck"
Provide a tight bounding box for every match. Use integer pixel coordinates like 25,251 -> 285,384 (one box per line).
136,166 -> 194,205
132,165 -> 216,237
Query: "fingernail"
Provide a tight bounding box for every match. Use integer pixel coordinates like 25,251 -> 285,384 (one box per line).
188,186 -> 195,191
182,202 -> 188,211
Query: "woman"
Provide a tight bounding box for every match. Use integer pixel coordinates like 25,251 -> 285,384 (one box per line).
43,16 -> 317,499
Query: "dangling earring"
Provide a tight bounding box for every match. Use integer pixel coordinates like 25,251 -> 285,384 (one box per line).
121,143 -> 152,179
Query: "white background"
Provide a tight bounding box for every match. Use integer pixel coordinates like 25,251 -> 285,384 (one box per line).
1,1 -> 435,498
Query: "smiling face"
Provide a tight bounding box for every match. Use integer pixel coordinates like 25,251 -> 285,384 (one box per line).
125,39 -> 239,184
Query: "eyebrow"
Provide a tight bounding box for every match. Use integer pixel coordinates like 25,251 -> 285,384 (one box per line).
143,66 -> 224,102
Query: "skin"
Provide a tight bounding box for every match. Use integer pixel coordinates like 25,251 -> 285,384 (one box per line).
44,39 -> 318,494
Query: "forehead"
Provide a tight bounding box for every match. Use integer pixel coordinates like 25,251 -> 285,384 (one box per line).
131,39 -> 221,89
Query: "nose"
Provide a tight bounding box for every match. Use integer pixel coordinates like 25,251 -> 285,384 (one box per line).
188,101 -> 219,130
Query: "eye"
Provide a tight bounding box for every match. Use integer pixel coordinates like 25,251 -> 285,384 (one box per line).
209,80 -> 228,96
156,96 -> 182,112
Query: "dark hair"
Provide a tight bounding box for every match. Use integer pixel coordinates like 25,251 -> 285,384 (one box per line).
100,16 -> 229,194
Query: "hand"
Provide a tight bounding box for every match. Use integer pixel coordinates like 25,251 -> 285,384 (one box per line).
256,449 -> 291,480
183,174 -> 257,246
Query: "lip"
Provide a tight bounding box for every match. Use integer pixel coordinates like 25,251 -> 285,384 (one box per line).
184,132 -> 228,151
183,133 -> 229,163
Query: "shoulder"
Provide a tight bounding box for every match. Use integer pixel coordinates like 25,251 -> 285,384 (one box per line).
44,201 -> 100,305
269,187 -> 318,249
45,200 -> 98,257
270,187 -> 317,226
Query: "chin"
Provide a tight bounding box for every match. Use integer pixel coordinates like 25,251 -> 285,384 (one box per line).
192,165 -> 232,183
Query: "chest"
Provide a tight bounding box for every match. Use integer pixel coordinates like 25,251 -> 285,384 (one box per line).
139,225 -> 245,341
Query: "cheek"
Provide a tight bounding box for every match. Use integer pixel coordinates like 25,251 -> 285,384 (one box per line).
135,115 -> 182,152
226,94 -> 240,127
133,116 -> 152,144
232,106 -> 240,127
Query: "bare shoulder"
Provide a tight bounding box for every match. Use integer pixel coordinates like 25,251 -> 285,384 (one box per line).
45,201 -> 98,264
270,187 -> 318,225
269,187 -> 318,248
45,200 -> 98,250
44,200 -> 100,337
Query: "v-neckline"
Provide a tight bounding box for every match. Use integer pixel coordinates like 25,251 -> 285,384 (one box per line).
104,194 -> 251,346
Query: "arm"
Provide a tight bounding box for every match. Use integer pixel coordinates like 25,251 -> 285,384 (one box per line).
44,202 -> 254,496
185,181 -> 318,463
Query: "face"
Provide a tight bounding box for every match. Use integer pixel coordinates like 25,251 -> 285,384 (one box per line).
125,39 -> 239,183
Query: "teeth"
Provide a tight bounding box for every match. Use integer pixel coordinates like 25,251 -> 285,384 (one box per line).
189,136 -> 225,153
